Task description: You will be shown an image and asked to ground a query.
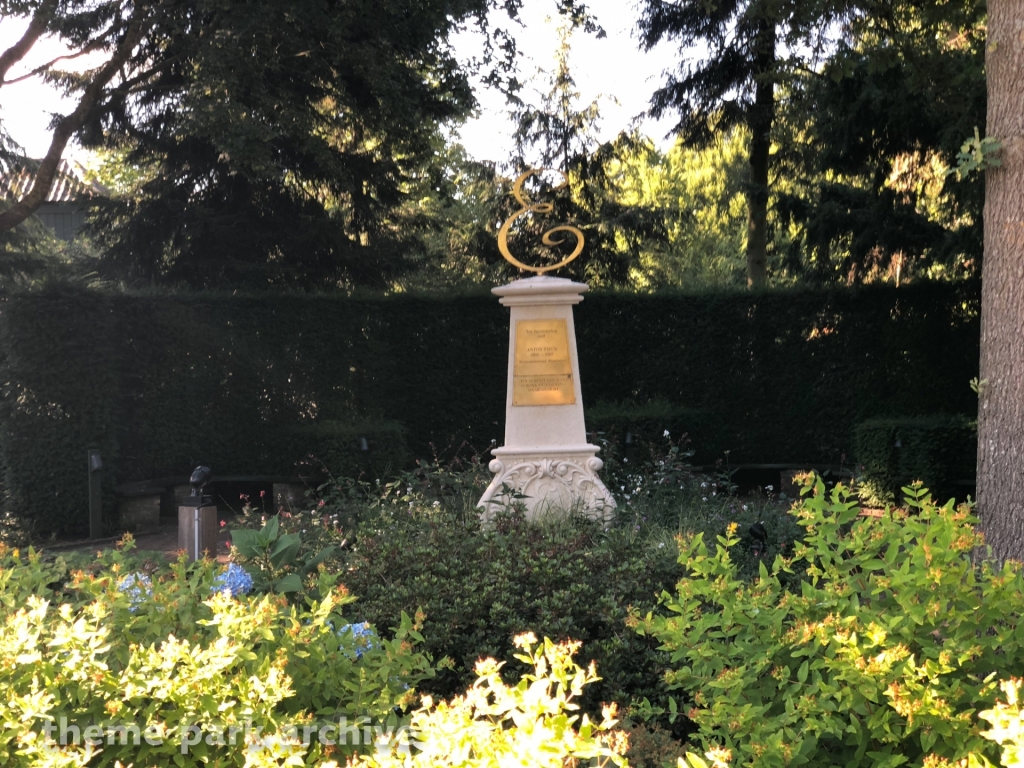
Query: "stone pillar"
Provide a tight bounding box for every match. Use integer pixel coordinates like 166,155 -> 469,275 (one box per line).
178,504 -> 218,561
478,275 -> 616,521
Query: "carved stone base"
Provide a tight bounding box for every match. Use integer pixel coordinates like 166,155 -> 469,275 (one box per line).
477,447 -> 616,523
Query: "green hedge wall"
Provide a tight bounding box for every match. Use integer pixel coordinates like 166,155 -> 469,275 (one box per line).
853,415 -> 977,505
0,280 -> 979,536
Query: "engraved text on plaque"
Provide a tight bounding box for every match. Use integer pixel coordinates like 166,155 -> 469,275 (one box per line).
513,320 -> 575,406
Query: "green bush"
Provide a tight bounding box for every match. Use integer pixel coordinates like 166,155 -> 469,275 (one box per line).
229,451 -> 803,732
0,540 -> 434,766
340,505 -> 683,719
854,415 -> 976,505
635,478 -> 1024,768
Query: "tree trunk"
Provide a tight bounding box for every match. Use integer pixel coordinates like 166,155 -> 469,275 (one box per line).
0,8 -> 150,233
746,19 -> 776,289
978,0 -> 1024,562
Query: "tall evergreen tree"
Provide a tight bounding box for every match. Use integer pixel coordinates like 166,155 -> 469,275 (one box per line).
508,19 -> 663,286
635,0 -> 839,287
0,0 -> 542,287
777,0 -> 986,284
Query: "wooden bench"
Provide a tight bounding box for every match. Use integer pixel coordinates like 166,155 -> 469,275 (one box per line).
115,475 -> 312,520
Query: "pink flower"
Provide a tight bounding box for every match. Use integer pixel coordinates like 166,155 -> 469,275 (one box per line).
318,500 -> 326,508
260,490 -> 266,498
219,520 -> 226,528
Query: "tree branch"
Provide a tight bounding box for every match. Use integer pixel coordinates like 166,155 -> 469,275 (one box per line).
2,37 -> 111,86
0,7 -> 153,233
0,0 -> 59,87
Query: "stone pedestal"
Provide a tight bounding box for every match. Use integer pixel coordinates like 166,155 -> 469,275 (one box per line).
178,504 -> 218,561
478,276 -> 615,521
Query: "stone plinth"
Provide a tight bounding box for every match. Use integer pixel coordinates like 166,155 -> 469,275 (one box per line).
478,276 -> 615,521
178,504 -> 218,561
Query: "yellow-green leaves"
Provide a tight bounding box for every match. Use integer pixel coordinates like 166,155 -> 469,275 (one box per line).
642,477 -> 1024,768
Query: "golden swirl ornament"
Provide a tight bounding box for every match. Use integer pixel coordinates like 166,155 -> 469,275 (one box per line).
497,168 -> 584,275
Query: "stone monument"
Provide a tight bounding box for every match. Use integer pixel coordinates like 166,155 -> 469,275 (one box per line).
478,169 -> 616,521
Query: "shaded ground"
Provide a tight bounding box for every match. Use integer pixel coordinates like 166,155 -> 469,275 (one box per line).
49,522 -> 234,563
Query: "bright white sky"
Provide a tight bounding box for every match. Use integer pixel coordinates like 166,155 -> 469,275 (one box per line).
0,0 -> 682,166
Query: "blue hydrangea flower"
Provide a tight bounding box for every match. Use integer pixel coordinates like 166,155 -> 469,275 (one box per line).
335,621 -> 377,659
212,563 -> 253,597
117,572 -> 152,611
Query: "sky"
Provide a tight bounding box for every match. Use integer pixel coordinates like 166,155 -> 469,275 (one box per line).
0,0 -> 683,166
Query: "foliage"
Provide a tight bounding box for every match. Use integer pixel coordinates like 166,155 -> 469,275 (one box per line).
0,282 -> 980,538
634,478 -> 1024,768
290,420 -> 409,482
978,679 -> 1024,768
353,633 -> 628,768
586,399 -> 723,469
505,19 -> 667,288
230,445 -> 802,745
853,415 -> 976,506
778,0 -> 987,283
317,499 -> 683,719
1,0 -> 533,287
949,128 -> 1003,182
635,0 -> 844,286
608,131 -> 750,290
230,513 -> 336,596
0,538 -> 434,766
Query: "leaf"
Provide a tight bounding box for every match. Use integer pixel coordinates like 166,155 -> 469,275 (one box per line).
230,528 -> 262,557
302,546 -> 336,574
275,573 -> 303,593
270,533 -> 301,569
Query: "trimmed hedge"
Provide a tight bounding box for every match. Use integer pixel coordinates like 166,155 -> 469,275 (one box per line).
0,280 -> 979,536
586,399 -> 723,465
289,420 -> 409,480
853,415 -> 977,505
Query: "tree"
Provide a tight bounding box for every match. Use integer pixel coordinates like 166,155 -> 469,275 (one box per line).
977,0 -> 1024,562
611,130 -> 750,289
635,0 -> 838,287
0,0 -> 150,234
507,18 -> 664,286
776,0 -> 986,284
0,0 -> 540,287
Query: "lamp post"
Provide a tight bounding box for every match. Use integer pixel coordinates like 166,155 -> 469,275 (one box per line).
87,447 -> 103,539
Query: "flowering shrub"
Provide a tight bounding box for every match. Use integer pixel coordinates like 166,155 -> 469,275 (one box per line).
0,540 -> 434,766
212,562 -> 254,596
352,633 -> 627,768
230,513 -> 336,597
116,571 -> 152,611
978,679 -> 1024,768
634,478 -> 1024,768
337,621 -> 377,659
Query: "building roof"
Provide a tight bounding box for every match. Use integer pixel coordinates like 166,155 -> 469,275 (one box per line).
1,159 -> 108,203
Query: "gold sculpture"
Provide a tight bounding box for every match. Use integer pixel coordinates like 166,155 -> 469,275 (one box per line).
497,168 -> 584,274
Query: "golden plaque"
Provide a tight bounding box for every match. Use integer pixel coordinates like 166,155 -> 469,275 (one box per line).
513,320 -> 575,406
